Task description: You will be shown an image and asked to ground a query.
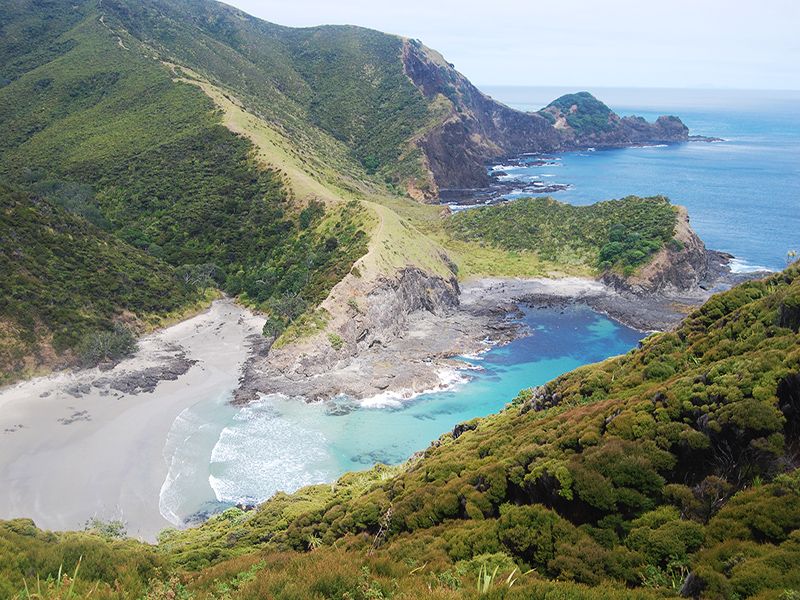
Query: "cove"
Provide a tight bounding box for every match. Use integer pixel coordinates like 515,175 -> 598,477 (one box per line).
159,303 -> 645,527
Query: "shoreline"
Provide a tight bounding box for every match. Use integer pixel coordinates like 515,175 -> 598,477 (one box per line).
234,275 -> 714,405
0,271 -> 768,539
0,299 -> 264,542
440,141 -> 723,209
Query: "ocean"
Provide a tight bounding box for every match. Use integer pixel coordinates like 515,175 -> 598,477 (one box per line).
482,86 -> 800,272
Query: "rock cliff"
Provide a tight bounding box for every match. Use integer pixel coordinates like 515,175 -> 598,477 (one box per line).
235,267 -> 464,402
402,42 -> 693,195
601,206 -> 730,295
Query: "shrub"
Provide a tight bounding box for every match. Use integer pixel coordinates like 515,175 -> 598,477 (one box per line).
328,333 -> 345,351
76,324 -> 137,367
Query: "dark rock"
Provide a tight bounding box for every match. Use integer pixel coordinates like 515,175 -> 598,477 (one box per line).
777,372 -> 800,437
778,298 -> 800,332
452,420 -> 478,439
106,354 -> 196,395
65,383 -> 91,398
680,571 -> 705,598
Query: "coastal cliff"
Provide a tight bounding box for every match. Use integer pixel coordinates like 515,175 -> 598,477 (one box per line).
402,42 -> 693,195
235,266 -> 466,403
601,206 -> 732,295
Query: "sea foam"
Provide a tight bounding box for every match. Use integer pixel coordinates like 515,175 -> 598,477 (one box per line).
359,367 -> 470,409
208,396 -> 331,505
728,257 -> 776,274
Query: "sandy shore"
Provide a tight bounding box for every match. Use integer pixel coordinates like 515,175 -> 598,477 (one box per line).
0,299 -> 264,542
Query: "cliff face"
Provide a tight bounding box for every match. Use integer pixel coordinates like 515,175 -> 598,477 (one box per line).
402,43 -> 691,195
237,267 -> 462,402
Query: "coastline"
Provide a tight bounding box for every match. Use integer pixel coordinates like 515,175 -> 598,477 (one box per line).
234,274 -> 726,405
0,270 -> 767,538
0,299 -> 264,542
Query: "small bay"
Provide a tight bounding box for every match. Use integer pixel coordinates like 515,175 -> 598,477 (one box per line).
160,304 -> 644,524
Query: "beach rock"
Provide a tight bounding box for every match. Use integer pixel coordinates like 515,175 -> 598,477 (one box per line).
65,383 -> 91,398
105,354 -> 196,395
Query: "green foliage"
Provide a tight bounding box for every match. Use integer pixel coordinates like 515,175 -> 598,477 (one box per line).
328,332 -> 345,350
83,518 -> 127,541
544,91 -> 615,133
76,324 -> 137,367
0,3 -> 370,378
0,519 -> 164,598
96,0 -> 433,183
447,196 -> 678,274
0,185 -> 201,382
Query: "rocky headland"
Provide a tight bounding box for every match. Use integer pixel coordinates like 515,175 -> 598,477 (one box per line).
402,42 -> 718,197
233,210 -> 755,405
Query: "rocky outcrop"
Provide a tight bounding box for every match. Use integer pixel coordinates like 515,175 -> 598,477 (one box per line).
236,267 -> 464,402
601,207 -> 730,295
402,41 -> 696,196
335,266 -> 461,358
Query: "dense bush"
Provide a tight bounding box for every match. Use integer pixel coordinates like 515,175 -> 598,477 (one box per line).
544,91 -> 615,133
447,196 -> 678,274
0,519 -> 164,599
0,185 -> 201,382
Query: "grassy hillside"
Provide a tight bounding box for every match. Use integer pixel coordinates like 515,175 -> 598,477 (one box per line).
447,196 -> 680,275
98,0 -> 434,187
1,266 -> 798,598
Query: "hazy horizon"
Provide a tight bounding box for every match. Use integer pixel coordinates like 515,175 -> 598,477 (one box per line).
225,0 -> 799,91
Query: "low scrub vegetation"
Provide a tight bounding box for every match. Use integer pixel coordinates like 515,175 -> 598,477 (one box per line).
76,325 -> 137,367
447,196 -> 678,275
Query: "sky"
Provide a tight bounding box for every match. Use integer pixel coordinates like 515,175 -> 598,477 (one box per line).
225,0 -> 799,90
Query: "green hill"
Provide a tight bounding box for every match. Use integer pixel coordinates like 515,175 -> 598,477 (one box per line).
1,266 -> 798,598
0,184 -> 204,382
447,196 -> 680,275
0,0 -> 371,380
0,0 -> 701,380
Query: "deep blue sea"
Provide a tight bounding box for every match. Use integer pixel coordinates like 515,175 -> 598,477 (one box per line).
162,88 -> 798,525
482,87 -> 800,272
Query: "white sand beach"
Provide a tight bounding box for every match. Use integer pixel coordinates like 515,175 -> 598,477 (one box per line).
0,299 -> 264,542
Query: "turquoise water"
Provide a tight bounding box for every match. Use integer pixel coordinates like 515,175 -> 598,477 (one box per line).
482,87 -> 800,272
160,305 -> 643,522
